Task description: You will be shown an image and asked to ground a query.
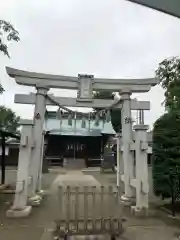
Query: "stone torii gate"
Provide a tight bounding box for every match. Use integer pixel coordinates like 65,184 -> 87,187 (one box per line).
5,67 -> 158,217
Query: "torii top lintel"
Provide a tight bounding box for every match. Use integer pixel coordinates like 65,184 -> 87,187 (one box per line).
6,67 -> 158,93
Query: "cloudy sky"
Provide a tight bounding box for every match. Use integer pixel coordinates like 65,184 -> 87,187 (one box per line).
1,0 -> 180,128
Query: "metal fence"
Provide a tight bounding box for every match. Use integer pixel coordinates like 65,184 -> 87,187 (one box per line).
53,185 -> 123,239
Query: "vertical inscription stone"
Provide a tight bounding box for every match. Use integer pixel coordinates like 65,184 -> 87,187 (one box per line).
77,74 -> 94,101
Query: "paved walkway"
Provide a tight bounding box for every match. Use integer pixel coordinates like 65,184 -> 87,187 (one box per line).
0,170 -> 180,239
0,170 -> 59,240
42,171 -> 180,240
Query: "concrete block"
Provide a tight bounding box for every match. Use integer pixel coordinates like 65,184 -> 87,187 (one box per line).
37,189 -> 47,196
6,206 -> 32,218
120,195 -> 135,206
131,206 -> 149,217
140,141 -> 148,151
28,195 -> 42,206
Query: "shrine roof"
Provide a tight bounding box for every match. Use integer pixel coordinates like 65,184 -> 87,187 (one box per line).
46,128 -> 103,137
44,113 -> 116,136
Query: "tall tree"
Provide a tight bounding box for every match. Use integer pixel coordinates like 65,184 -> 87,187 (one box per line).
93,91 -> 122,133
0,106 -> 20,134
0,20 -> 20,57
0,20 -> 20,93
156,57 -> 180,110
152,111 -> 180,197
153,56 -> 180,198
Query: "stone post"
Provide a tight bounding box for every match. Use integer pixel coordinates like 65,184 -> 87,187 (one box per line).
119,137 -> 124,176
120,89 -> 135,201
28,86 -> 49,203
37,130 -> 45,193
6,120 -> 33,218
116,134 -> 120,186
131,124 -> 149,215
116,133 -> 122,187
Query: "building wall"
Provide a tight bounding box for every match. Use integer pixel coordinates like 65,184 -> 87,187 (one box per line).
44,115 -> 116,135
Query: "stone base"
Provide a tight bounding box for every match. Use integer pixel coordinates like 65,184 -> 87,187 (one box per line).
131,206 -> 149,217
28,195 -> 42,206
120,195 -> 135,206
6,206 -> 32,218
0,184 -> 9,190
36,189 -> 47,196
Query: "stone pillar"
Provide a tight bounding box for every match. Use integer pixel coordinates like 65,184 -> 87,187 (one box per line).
120,89 -> 135,201
116,133 -> 120,187
29,86 -> 49,203
37,130 -> 45,193
132,124 -> 149,215
6,120 -> 33,218
119,137 -> 124,175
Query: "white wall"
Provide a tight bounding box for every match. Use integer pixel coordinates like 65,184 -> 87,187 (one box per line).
0,146 -> 9,156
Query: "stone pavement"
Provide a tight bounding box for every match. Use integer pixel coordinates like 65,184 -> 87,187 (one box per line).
0,169 -> 180,240
0,168 -> 60,240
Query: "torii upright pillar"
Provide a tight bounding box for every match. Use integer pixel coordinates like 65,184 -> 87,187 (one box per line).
6,120 -> 33,218
120,89 -> 135,201
28,85 -> 49,204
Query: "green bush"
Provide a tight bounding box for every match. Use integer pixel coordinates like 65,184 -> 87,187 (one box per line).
152,111 -> 180,197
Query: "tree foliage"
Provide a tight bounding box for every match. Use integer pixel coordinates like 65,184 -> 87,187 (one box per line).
0,20 -> 20,58
93,91 -> 121,133
0,20 -> 20,93
152,111 -> 180,197
0,106 -> 20,134
153,56 -> 180,197
156,57 -> 180,110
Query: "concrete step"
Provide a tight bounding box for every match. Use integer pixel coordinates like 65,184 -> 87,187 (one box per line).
64,158 -> 86,170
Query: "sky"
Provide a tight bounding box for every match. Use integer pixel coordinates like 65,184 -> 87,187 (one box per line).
0,0 -> 180,129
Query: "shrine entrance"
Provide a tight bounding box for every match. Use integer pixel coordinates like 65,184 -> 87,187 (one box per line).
66,139 -> 85,159
5,67 -> 158,217
45,134 -> 104,162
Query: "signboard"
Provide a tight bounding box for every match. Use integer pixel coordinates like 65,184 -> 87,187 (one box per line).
77,74 -> 94,102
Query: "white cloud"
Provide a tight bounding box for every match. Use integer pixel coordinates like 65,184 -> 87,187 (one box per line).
0,0 -> 180,127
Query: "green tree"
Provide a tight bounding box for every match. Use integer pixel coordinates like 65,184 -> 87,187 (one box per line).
152,111 -> 180,197
0,20 -> 20,57
153,56 -> 180,197
0,20 -> 20,93
0,106 -> 20,134
93,91 -> 122,133
156,57 -> 180,110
